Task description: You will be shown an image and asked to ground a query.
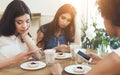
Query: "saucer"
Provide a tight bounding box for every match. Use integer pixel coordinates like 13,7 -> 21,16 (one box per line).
64,64 -> 91,74
20,61 -> 46,70
55,53 -> 72,59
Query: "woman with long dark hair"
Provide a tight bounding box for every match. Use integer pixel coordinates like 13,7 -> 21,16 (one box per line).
0,0 -> 40,68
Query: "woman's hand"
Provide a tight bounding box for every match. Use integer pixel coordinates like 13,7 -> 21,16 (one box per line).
87,52 -> 103,65
50,63 -> 63,75
54,45 -> 70,52
12,51 -> 34,64
86,52 -> 120,75
32,48 -> 44,60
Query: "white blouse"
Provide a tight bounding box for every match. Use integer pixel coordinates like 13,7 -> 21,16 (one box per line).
0,35 -> 28,60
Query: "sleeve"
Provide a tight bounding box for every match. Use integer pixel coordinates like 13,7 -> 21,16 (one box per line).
39,25 -> 46,33
113,47 -> 120,56
0,52 -> 6,61
0,37 -> 8,59
38,24 -> 48,34
0,45 -> 20,59
0,37 -> 25,59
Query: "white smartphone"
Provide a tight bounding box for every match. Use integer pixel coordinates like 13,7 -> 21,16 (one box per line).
77,50 -> 92,62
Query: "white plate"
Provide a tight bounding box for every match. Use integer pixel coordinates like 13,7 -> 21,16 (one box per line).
64,64 -> 91,75
55,53 -> 72,59
20,61 -> 46,70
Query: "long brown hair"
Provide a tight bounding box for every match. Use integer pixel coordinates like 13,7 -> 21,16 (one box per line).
37,4 -> 76,47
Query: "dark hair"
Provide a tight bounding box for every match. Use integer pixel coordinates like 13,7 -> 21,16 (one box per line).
0,0 -> 31,36
97,0 -> 120,26
37,4 -> 76,46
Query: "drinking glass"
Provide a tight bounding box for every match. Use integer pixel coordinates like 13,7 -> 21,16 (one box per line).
74,49 -> 88,65
44,49 -> 56,66
69,43 -> 80,60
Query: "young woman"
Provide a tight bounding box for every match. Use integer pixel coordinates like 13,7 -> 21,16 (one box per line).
37,4 -> 77,52
0,0 -> 40,68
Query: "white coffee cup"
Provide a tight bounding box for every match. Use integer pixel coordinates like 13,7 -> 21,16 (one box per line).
44,49 -> 56,66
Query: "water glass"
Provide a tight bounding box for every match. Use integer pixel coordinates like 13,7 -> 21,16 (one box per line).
69,43 -> 81,60
44,49 -> 56,66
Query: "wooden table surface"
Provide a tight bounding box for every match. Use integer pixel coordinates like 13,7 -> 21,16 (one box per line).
0,50 -> 96,75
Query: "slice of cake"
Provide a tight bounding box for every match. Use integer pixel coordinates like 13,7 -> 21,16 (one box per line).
28,62 -> 39,68
57,52 -> 65,57
73,66 -> 84,73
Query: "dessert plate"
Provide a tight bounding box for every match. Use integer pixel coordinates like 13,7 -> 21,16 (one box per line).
55,53 -> 72,59
20,61 -> 46,70
64,64 -> 91,75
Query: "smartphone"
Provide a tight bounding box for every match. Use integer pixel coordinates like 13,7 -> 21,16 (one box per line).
77,50 -> 92,62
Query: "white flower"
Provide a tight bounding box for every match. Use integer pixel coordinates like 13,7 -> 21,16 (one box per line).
85,26 -> 96,40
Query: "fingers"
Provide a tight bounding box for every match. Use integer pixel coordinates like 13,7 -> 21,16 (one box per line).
59,45 -> 69,52
55,44 -> 70,52
26,51 -> 35,56
88,52 -> 102,60
22,51 -> 35,62
87,52 -> 103,65
87,52 -> 95,56
56,63 -> 63,71
50,63 -> 63,75
87,52 -> 97,58
34,48 -> 42,54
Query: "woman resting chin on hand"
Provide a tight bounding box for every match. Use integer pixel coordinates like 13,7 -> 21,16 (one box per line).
0,0 -> 41,68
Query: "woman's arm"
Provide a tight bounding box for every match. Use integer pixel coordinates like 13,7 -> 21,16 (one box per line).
0,57 -> 15,68
0,51 -> 34,68
87,52 -> 102,65
20,24 -> 39,51
50,63 -> 63,75
21,34 -> 42,59
21,34 -> 37,51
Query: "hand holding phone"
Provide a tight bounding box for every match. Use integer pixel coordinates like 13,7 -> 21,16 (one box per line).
76,50 -> 92,62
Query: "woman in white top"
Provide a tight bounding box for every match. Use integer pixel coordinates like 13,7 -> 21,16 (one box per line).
0,0 -> 40,68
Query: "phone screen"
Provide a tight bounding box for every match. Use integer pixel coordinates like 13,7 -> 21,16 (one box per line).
77,50 -> 90,60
